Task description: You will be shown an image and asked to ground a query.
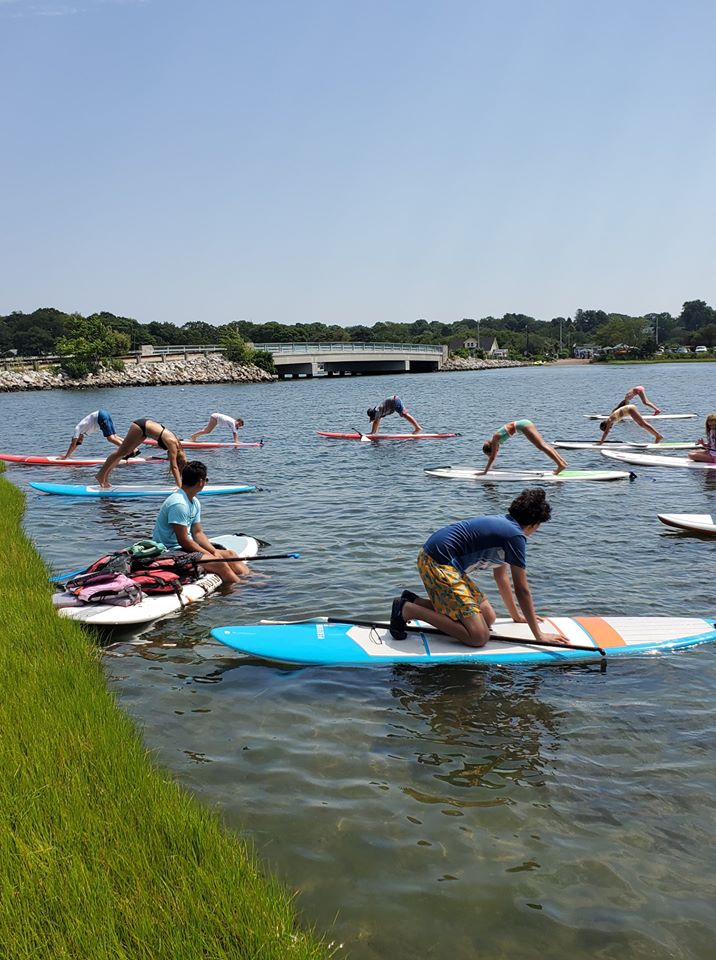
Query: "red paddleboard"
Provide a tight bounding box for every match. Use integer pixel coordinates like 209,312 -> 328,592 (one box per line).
145,439 -> 264,449
317,431 -> 459,440
0,453 -> 163,466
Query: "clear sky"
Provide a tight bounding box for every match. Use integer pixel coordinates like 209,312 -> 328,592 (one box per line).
1,0 -> 715,328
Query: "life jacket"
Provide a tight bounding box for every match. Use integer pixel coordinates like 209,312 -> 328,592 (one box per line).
129,568 -> 184,595
130,553 -> 201,584
67,572 -> 143,607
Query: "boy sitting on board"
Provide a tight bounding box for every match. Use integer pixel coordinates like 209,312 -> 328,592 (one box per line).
366,395 -> 422,435
390,488 -> 568,648
190,412 -> 245,443
153,460 -> 248,584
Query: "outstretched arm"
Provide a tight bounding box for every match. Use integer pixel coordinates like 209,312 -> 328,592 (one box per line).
493,565 -> 521,621
598,423 -> 612,444
483,434 -> 500,473
62,436 -> 81,459
511,566 -> 568,644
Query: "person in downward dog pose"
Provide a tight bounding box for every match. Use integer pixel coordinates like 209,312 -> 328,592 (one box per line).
153,460 -> 248,584
688,412 -> 716,463
190,412 -> 245,443
62,409 -> 124,459
389,488 -> 568,647
614,386 -> 660,415
481,419 -> 567,474
96,418 -> 186,487
598,406 -> 663,444
366,396 -> 422,435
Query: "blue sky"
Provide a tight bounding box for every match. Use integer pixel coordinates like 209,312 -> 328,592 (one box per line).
1,0 -> 715,327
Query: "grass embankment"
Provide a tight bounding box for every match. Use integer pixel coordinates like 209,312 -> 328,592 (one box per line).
0,466 -> 330,960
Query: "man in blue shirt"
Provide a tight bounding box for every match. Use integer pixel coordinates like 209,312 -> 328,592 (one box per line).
153,460 -> 248,584
390,488 -> 567,647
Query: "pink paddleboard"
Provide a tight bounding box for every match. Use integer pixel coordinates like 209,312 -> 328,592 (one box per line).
0,453 -> 162,466
145,439 -> 264,448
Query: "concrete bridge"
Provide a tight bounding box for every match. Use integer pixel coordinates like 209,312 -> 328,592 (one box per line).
251,342 -> 447,378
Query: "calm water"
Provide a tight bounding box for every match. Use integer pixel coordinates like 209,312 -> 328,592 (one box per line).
4,363 -> 716,960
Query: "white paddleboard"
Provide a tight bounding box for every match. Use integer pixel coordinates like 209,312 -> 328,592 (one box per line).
425,466 -> 634,483
52,533 -> 260,626
600,450 -> 716,470
554,441 -> 696,451
584,413 -> 697,420
657,514 -> 716,535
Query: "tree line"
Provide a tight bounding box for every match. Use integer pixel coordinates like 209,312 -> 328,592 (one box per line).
2,300 -> 715,363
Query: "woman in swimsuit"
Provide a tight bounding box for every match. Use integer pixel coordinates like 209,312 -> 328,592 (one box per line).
482,419 -> 567,475
598,405 -> 663,444
615,386 -> 660,415
688,413 -> 716,463
96,419 -> 187,488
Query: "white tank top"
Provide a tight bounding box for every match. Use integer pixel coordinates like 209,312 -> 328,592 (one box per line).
211,412 -> 238,433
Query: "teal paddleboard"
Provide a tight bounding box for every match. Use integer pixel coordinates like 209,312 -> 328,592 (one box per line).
212,616 -> 716,666
30,481 -> 256,498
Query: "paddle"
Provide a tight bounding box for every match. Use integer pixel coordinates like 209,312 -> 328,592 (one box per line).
352,426 -> 372,443
326,617 -> 606,656
50,552 -> 300,583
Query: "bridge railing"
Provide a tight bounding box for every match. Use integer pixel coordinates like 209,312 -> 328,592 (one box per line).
251,341 -> 443,355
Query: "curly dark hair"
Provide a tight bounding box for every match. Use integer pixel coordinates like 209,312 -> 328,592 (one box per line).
508,488 -> 552,526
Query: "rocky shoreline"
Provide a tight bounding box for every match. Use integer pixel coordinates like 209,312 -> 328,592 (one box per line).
441,357 -> 531,372
0,355 -> 276,392
0,353 -> 532,392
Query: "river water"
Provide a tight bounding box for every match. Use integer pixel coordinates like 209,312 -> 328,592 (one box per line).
3,362 -> 716,960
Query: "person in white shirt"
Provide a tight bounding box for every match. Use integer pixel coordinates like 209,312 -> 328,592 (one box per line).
62,409 -> 124,459
190,412 -> 244,443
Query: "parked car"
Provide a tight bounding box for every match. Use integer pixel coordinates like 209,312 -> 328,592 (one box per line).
695,345 -> 708,354
675,346 -> 691,354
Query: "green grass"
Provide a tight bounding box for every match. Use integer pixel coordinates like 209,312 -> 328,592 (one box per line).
0,465 -> 331,960
606,355 -> 716,364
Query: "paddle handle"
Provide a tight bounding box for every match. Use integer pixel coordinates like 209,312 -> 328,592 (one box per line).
325,617 -> 605,656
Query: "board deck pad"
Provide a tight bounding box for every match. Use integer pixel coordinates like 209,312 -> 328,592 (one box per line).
657,513 -> 716,534
30,481 -> 257,497
212,616 -> 716,666
317,431 -> 459,440
424,466 -> 633,483
600,450 -> 716,470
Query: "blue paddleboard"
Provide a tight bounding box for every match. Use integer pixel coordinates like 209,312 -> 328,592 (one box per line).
30,481 -> 256,498
211,616 -> 716,666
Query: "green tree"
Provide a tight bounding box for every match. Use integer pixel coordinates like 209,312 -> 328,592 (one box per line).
679,300 -> 715,332
56,314 -> 130,378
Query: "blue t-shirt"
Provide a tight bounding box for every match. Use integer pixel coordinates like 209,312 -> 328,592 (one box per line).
153,489 -> 201,550
423,515 -> 527,572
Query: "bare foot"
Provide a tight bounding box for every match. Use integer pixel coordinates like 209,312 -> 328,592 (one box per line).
654,433 -> 664,444
653,408 -> 662,415
95,472 -> 111,488
554,462 -> 567,474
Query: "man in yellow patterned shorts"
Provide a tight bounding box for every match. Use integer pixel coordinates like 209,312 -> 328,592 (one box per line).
390,488 -> 568,648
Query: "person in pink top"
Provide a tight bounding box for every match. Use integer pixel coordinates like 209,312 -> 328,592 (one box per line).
615,386 -> 660,415
688,413 -> 716,463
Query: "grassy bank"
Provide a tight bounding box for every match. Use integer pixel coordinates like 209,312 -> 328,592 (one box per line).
605,356 -> 716,364
0,465 -> 330,960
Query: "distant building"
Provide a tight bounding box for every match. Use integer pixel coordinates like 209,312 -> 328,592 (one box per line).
450,335 -> 508,358
573,343 -> 602,359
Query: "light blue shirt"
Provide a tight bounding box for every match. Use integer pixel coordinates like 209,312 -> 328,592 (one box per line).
153,489 -> 201,549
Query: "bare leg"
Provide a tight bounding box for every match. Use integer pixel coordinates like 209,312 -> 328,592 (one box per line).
688,449 -> 713,462
107,434 -> 124,448
400,411 -> 423,433
370,417 -> 381,434
190,417 -> 218,442
634,387 -> 660,414
629,410 -> 663,442
199,549 -> 248,584
96,423 -> 145,486
523,424 -> 568,473
401,600 -> 492,647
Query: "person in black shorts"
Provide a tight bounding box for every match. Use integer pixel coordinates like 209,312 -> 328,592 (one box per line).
366,395 -> 422,435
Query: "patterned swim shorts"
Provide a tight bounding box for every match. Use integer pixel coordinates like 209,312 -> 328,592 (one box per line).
417,549 -> 485,621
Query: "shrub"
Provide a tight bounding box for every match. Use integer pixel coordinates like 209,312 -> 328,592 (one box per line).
250,349 -> 276,375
